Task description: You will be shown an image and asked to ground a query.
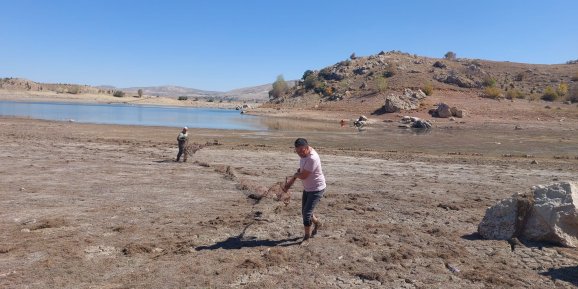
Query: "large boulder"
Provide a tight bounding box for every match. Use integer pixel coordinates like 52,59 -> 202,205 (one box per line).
478,193 -> 534,240
435,103 -> 452,118
523,182 -> 578,247
478,181 -> 578,247
383,89 -> 426,113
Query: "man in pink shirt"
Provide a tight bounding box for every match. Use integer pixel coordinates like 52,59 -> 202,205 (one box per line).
285,138 -> 326,245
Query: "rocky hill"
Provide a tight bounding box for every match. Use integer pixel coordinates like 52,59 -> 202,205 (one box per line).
0,78 -> 102,95
265,51 -> 578,115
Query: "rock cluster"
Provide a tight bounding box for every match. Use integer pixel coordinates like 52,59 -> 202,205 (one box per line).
478,181 -> 578,247
353,115 -> 368,128
429,103 -> 465,118
383,88 -> 426,113
399,116 -> 432,129
434,73 -> 477,88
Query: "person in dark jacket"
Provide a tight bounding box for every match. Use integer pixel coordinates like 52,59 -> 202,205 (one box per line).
175,127 -> 188,162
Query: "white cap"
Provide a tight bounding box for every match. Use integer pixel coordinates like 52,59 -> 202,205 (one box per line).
183,126 -> 188,130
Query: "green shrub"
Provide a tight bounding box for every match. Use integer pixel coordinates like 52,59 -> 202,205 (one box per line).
178,96 -> 188,101
483,77 -> 497,87
313,82 -> 327,94
541,86 -> 558,101
422,82 -> 434,96
375,75 -> 388,93
207,98 -> 214,102
556,83 -> 568,97
303,74 -> 318,90
505,89 -> 524,99
269,74 -> 288,99
444,51 -> 457,60
304,74 -> 326,93
483,87 -> 502,99
113,90 -> 125,97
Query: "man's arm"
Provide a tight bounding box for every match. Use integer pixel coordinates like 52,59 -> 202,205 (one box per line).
283,168 -> 310,192
293,168 -> 311,180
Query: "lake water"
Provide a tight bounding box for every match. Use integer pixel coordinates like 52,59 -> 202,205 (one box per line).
0,101 -> 268,130
0,101 -> 576,157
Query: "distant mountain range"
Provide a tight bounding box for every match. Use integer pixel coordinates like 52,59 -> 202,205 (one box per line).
116,83 -> 290,101
0,77 -> 296,101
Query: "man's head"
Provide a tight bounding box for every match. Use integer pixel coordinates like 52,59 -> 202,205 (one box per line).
294,138 -> 310,157
182,127 -> 188,133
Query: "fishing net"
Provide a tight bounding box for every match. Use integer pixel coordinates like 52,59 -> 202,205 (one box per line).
185,140 -> 220,156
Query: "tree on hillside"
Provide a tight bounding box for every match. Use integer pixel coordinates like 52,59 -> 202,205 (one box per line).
113,90 -> 125,97
137,89 -> 143,98
302,70 -> 314,80
269,75 -> 288,99
444,51 -> 457,60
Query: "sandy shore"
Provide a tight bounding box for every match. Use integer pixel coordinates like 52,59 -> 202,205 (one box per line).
0,89 -> 258,109
1,116 -> 578,288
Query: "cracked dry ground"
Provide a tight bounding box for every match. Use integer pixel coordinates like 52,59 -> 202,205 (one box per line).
1,118 -> 578,288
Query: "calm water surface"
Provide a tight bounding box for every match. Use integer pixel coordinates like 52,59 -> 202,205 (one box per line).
0,101 -> 268,130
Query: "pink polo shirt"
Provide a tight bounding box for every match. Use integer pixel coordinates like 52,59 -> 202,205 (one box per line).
299,148 -> 326,192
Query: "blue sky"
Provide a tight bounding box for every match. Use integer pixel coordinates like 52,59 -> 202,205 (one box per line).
1,0 -> 576,91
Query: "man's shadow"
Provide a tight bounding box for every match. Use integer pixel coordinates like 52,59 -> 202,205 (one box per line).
195,222 -> 301,251
540,266 -> 578,286
153,159 -> 176,163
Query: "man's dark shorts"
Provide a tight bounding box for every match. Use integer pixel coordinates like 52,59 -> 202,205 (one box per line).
302,188 -> 325,226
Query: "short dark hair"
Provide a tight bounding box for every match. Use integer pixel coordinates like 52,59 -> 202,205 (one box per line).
294,138 -> 308,147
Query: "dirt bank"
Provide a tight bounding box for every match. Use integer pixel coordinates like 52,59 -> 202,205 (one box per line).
1,117 -> 578,288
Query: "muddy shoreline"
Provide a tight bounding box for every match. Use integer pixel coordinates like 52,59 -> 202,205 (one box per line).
1,115 -> 578,288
